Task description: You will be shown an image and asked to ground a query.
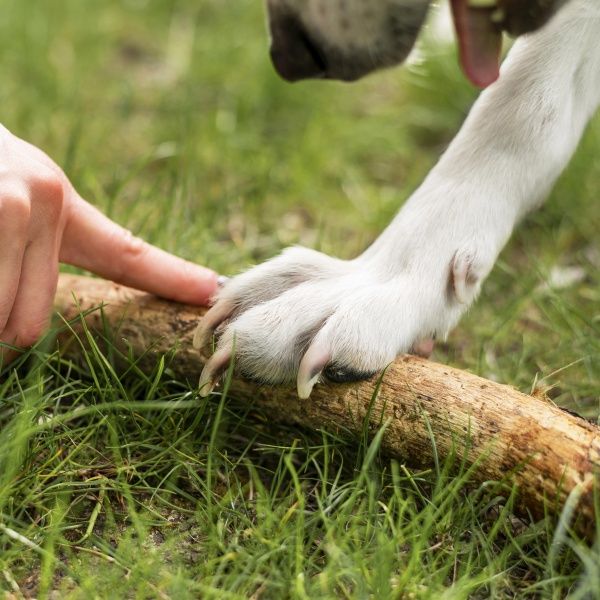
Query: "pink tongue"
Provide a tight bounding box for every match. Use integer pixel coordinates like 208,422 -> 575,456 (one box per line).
450,0 -> 502,88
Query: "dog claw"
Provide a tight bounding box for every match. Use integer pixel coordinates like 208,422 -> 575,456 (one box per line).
199,347 -> 232,397
193,301 -> 234,349
297,370 -> 321,400
192,322 -> 210,350
297,342 -> 331,399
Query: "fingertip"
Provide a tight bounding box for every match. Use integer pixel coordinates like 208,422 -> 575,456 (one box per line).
173,262 -> 219,306
192,266 -> 220,306
64,204 -> 220,305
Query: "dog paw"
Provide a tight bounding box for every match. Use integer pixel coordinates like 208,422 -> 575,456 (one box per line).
194,243 -> 488,398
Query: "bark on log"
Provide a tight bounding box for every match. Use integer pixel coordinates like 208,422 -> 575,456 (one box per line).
54,274 -> 599,534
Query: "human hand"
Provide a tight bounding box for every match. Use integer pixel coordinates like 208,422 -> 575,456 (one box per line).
0,125 -> 218,363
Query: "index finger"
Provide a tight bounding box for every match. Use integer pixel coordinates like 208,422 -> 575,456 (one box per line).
60,198 -> 218,305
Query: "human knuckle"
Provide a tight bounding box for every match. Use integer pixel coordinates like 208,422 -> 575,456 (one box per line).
119,229 -> 148,261
36,172 -> 65,216
0,192 -> 31,227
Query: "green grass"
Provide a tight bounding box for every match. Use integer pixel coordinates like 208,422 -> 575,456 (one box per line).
1,0 -> 599,597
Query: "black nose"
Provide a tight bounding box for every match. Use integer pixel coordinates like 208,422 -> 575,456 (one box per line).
268,14 -> 326,82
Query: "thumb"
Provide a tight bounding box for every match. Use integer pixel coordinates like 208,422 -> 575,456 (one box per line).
60,197 -> 218,305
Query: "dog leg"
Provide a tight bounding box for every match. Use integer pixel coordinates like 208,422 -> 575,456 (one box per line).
199,0 -> 600,397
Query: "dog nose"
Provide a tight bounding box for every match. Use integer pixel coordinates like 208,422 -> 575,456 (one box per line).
268,14 -> 326,82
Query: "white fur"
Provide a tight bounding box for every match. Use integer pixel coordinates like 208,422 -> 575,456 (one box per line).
198,0 -> 600,397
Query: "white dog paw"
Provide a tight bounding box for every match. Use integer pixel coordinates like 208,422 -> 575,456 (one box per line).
194,242 -> 487,398
193,246 -> 351,349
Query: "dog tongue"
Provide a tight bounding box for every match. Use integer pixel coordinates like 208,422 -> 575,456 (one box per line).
450,0 -> 502,88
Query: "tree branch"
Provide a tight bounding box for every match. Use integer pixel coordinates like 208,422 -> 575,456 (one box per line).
54,274 -> 600,534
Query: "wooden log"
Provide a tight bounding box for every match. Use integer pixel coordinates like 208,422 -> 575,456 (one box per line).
54,273 -> 599,533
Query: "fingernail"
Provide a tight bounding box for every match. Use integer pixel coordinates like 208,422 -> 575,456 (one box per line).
217,275 -> 230,288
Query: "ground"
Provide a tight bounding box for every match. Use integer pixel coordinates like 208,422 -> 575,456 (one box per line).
0,0 -> 599,598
